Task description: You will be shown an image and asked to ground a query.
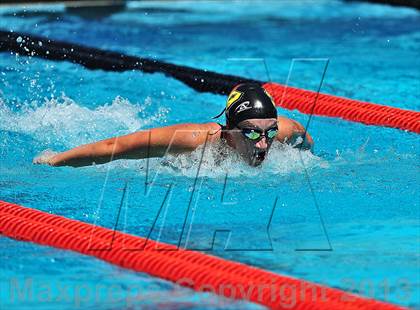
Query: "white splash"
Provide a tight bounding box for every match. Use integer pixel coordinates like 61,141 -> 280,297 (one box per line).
156,141 -> 327,178
0,94 -> 168,148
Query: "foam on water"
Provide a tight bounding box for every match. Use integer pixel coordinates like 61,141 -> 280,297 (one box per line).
0,94 -> 168,148
158,142 -> 327,179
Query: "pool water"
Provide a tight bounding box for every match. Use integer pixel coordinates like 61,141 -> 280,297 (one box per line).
0,1 -> 419,309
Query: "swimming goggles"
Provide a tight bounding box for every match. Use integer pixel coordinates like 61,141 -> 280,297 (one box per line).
237,126 -> 278,141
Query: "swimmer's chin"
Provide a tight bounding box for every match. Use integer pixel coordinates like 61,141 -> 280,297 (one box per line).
247,156 -> 266,167
247,150 -> 267,167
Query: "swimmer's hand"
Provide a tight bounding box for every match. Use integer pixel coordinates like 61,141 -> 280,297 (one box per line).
33,150 -> 59,166
276,117 -> 314,152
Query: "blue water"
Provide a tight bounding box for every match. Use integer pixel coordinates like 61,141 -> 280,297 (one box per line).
0,1 -> 419,309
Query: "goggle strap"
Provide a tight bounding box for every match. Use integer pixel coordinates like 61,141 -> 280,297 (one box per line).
212,107 -> 226,119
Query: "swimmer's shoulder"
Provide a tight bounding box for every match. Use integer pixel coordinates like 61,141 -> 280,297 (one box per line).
277,116 -> 305,131
276,116 -> 306,141
200,122 -> 223,142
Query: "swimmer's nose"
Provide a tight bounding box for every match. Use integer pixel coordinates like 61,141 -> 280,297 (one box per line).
255,137 -> 268,149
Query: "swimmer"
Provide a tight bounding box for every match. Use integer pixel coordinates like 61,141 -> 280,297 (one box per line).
34,83 -> 313,167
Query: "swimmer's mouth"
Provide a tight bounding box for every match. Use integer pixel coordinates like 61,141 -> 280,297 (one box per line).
254,150 -> 266,162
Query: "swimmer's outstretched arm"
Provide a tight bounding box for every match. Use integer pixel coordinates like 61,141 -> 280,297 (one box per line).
34,123 -> 220,167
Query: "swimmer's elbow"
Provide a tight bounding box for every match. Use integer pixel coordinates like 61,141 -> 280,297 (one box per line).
86,139 -> 111,158
168,138 -> 201,154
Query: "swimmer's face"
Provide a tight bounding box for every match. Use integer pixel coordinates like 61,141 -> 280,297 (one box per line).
230,118 -> 278,167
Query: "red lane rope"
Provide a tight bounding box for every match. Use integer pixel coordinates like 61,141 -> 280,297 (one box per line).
263,83 -> 420,134
1,31 -> 419,133
0,201 -> 406,309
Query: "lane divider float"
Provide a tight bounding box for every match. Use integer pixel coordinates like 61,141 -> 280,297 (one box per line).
0,200 -> 406,309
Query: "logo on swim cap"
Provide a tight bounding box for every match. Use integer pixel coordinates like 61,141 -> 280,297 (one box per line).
235,101 -> 251,114
226,90 -> 243,108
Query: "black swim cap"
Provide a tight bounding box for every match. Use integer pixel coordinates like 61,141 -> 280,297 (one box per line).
225,83 -> 278,128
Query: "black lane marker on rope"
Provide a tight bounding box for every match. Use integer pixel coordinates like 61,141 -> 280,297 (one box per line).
0,30 -> 258,95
